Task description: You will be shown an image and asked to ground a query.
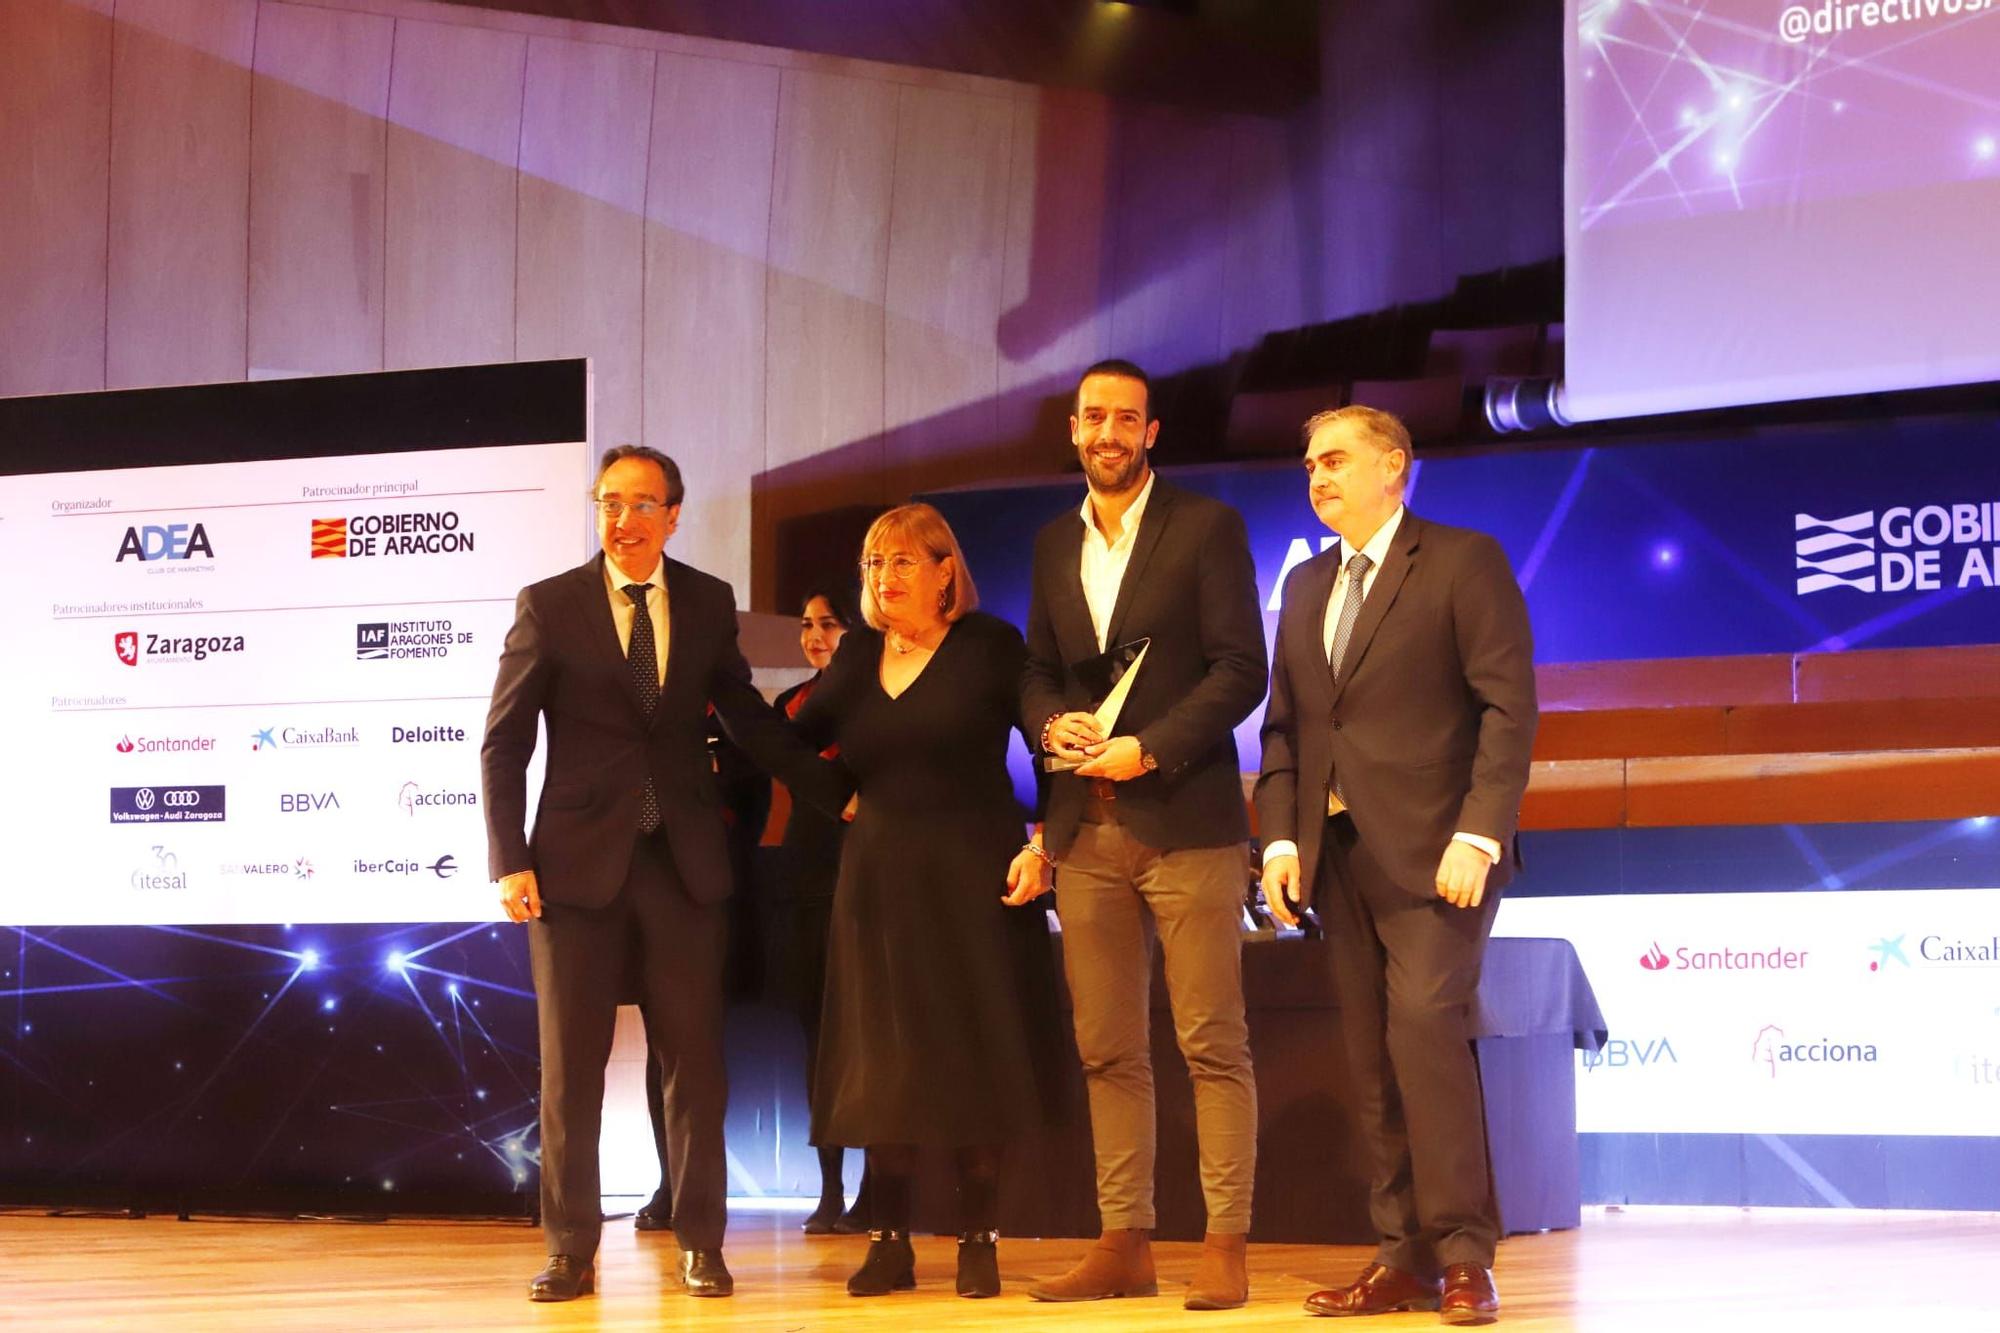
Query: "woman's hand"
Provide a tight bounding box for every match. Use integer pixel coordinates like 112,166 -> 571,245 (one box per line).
1002,843 -> 1052,907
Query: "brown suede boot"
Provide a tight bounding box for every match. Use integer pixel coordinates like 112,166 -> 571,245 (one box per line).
1183,1232 -> 1249,1310
1026,1228 -> 1158,1302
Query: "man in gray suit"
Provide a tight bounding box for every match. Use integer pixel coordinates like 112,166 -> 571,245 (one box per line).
1255,406 -> 1537,1326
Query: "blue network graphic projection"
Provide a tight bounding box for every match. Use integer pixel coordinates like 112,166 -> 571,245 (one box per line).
1,921 -> 539,1213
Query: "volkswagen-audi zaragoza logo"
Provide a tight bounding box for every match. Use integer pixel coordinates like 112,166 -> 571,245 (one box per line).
311,511 -> 476,558
1796,502 -> 2000,595
110,785 -> 226,824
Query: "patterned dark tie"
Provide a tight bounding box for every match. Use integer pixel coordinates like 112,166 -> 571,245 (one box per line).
1328,552 -> 1372,806
623,583 -> 662,833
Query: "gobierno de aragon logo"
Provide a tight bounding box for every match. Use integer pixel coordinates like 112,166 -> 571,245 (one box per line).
311,511 -> 475,559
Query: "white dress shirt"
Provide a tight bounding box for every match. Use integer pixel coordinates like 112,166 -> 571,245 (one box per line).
1263,505 -> 1501,869
604,556 -> 668,687
1079,471 -> 1156,652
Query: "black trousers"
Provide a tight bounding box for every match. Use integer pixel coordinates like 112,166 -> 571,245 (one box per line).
528,834 -> 728,1257
1321,814 -> 1500,1271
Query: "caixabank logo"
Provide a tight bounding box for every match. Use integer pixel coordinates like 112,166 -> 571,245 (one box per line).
114,628 -> 246,666
1795,502 -> 2000,595
109,785 -> 226,824
311,511 -> 476,559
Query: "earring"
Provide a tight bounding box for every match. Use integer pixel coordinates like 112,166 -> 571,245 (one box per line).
937,582 -> 951,612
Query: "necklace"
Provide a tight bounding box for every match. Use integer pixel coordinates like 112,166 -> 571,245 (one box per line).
887,627 -> 937,655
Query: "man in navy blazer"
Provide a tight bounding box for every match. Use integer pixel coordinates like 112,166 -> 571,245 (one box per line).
482,445 -> 831,1303
1255,406 -> 1537,1326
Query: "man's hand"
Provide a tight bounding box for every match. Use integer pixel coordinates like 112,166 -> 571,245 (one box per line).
500,869 -> 542,923
1074,735 -> 1148,781
1435,841 -> 1493,910
1260,854 -> 1302,928
1045,711 -> 1104,764
1002,845 -> 1052,907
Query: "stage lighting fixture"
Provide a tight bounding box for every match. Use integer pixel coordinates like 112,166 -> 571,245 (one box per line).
1485,376 -> 1574,433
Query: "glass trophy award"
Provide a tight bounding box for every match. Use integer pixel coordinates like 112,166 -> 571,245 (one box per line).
1044,637 -> 1151,773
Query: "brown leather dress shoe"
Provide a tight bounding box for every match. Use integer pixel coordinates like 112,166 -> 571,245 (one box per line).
527,1254 -> 594,1302
1303,1262 -> 1442,1317
1184,1231 -> 1249,1310
1440,1263 -> 1499,1325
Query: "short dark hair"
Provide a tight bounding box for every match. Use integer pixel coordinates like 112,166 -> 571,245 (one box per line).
798,583 -> 857,628
1074,358 -> 1152,421
1303,405 -> 1413,491
594,444 -> 683,506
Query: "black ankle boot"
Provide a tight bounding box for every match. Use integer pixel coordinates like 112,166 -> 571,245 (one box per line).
957,1230 -> 1000,1298
846,1229 -> 916,1296
802,1195 -> 844,1235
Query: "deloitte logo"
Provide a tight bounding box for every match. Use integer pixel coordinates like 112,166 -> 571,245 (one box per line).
1795,504 -> 2000,596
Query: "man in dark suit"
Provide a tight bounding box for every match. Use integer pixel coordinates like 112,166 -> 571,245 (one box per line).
1255,406 -> 1537,1326
482,445 -> 832,1303
1020,360 -> 1268,1311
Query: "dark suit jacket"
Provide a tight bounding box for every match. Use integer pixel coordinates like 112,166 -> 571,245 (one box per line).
1254,512 -> 1538,906
1022,476 -> 1268,858
481,553 -> 834,908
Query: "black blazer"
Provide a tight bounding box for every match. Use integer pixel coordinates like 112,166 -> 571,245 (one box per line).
481,553 -> 835,908
1254,512 -> 1538,906
1022,476 -> 1268,858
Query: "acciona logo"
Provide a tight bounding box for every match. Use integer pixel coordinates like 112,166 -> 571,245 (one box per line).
1750,1024 -> 1880,1078
1796,503 -> 2000,596
397,781 -> 478,816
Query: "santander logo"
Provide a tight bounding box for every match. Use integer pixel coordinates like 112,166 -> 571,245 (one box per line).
116,736 -> 136,754
1640,943 -> 1670,971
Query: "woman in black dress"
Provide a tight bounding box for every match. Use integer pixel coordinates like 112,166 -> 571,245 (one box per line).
774,586 -> 870,1234
790,502 -> 1061,1299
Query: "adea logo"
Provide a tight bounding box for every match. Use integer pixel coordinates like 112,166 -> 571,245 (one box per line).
1579,1038 -> 1678,1072
116,521 -> 214,562
1749,1024 -> 1880,1078
1639,942 -> 1670,971
115,631 -> 138,666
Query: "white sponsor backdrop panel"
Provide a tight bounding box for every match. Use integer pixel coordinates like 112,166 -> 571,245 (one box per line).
1495,885 -> 2000,1137
5,442 -> 588,926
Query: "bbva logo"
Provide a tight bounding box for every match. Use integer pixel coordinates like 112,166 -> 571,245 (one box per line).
1580,1038 -> 1679,1071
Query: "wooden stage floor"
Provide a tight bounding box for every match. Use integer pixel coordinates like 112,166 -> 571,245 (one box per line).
7,1202 -> 1996,1330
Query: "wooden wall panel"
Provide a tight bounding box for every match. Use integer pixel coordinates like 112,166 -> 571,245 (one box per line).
0,0 -> 113,396
105,0 -> 254,390
515,35 -> 654,454
764,69 -> 897,478
1106,107 -> 1234,380
995,89 -> 1112,473
881,84 -> 1013,502
247,1 -> 392,378
642,54 -> 781,603
383,18 -> 525,372
1221,118 -> 1308,359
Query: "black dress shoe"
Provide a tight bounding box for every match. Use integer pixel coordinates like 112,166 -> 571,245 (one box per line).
847,1229 -> 916,1296
956,1230 -> 1000,1299
679,1248 -> 734,1297
802,1196 -> 845,1235
830,1203 -> 870,1235
528,1254 -> 594,1302
634,1188 -> 674,1232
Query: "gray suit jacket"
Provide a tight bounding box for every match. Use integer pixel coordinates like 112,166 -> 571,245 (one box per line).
1254,512 -> 1538,904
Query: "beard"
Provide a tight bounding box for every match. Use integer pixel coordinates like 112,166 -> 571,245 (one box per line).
1082,445 -> 1147,495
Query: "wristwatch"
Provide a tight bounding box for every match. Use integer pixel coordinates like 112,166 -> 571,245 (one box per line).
1140,748 -> 1159,773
